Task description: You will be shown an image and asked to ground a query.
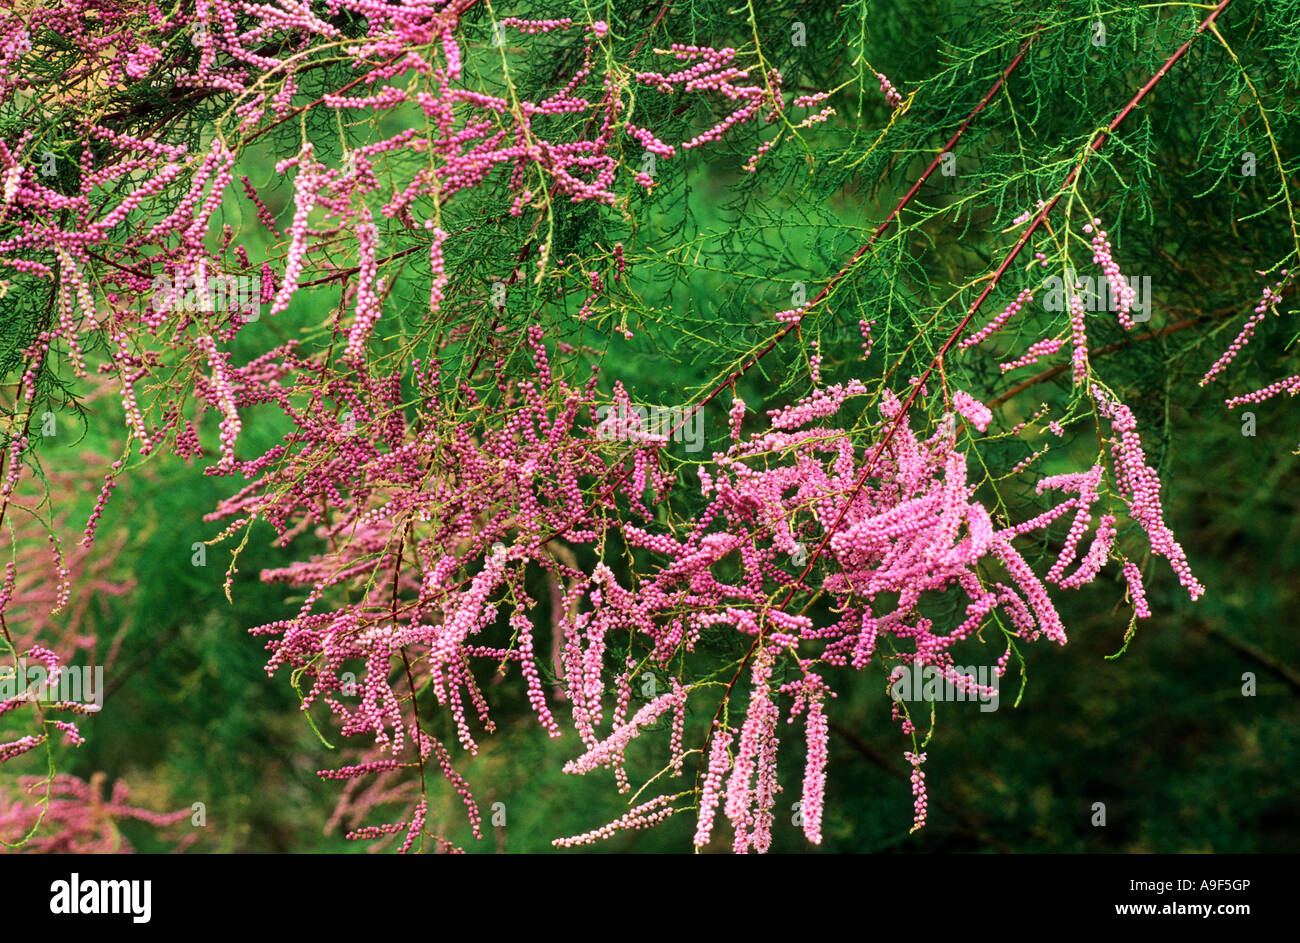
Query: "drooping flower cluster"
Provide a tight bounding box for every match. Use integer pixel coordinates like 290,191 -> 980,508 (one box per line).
548,376 -> 1192,845
201,326 -> 674,849
1084,218 -> 1138,330
1093,386 -> 1205,601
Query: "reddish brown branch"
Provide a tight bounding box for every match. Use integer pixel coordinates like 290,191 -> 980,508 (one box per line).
669,30 -> 1044,437
787,0 -> 1234,595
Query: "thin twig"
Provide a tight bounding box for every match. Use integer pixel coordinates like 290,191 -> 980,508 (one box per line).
828,718 -> 1014,853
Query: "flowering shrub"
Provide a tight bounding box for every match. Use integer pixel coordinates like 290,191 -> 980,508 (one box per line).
0,0 -> 1296,852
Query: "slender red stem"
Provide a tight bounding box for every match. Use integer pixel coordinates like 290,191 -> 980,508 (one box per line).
784,0 -> 1234,597
668,30 -> 1043,435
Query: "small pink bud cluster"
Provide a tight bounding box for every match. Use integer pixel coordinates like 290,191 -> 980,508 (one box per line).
1202,276 -> 1287,386
724,647 -> 781,853
729,396 -> 746,441
1084,218 -> 1138,329
552,795 -> 676,847
960,287 -> 1034,350
788,677 -> 830,845
1000,336 -> 1065,372
576,270 -> 602,321
427,225 -> 448,317
1224,373 -> 1300,408
194,335 -> 241,473
345,207 -> 383,362
1124,561 -> 1151,619
499,17 -> 575,34
80,462 -> 123,548
905,751 -> 928,831
694,726 -> 735,847
1070,290 -> 1090,384
877,72 -> 904,108
859,317 -> 876,358
952,389 -> 992,431
1012,199 -> 1047,226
